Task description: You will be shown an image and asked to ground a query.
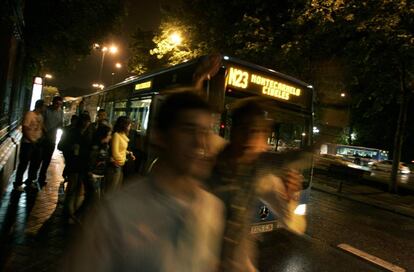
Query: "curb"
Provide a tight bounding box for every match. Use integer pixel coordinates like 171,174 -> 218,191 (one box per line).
311,184 -> 414,219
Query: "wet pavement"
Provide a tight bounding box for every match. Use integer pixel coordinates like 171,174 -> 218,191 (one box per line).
307,189 -> 414,271
0,150 -> 411,271
313,173 -> 414,218
0,151 -> 75,272
258,230 -> 384,272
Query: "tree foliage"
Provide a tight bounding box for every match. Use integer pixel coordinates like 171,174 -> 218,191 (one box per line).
129,28 -> 161,75
129,0 -> 414,160
301,0 -> 414,158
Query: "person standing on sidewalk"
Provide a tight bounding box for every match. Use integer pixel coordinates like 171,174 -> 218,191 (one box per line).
63,113 -> 93,224
38,96 -> 64,186
105,116 -> 135,192
13,100 -> 46,191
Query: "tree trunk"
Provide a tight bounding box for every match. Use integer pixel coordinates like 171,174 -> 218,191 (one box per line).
389,62 -> 409,193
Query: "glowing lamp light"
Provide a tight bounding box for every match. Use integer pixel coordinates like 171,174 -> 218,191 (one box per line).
351,132 -> 357,141
220,124 -> 225,129
30,76 -> 43,110
102,46 -> 108,52
45,74 -> 53,79
340,93 -> 346,97
115,63 -> 122,69
34,77 -> 43,85
170,32 -> 182,45
301,132 -> 306,137
109,45 -> 118,54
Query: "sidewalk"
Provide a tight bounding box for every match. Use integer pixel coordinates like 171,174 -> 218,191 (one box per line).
0,150 -> 74,272
312,174 -> 414,218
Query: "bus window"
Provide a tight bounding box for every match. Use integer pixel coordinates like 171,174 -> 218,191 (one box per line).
273,123 -> 305,152
129,99 -> 151,134
115,101 -> 127,109
111,100 -> 128,125
113,110 -> 127,123
104,102 -> 114,123
221,95 -> 308,153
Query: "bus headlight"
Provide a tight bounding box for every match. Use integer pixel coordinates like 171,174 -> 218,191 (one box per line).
294,204 -> 307,215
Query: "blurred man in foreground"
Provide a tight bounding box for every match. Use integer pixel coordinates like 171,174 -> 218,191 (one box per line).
65,91 -> 224,271
210,99 -> 305,272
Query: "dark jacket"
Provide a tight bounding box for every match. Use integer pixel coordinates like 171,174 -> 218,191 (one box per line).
89,143 -> 110,176
64,127 -> 92,174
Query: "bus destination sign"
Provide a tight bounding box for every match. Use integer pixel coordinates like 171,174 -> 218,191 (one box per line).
135,80 -> 152,91
226,66 -> 305,105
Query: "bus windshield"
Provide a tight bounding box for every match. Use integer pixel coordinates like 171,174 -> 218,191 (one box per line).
221,94 -> 309,153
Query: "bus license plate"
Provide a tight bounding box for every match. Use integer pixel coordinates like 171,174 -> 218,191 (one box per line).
250,223 -> 274,234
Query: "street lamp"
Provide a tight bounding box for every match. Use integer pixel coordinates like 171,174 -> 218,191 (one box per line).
169,32 -> 182,45
115,62 -> 122,69
94,43 -> 119,82
45,74 -> 53,79
340,92 -> 346,97
109,46 -> 118,54
92,83 -> 104,90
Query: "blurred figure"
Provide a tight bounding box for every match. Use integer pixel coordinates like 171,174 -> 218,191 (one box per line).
64,91 -> 224,271
82,124 -> 112,212
58,114 -> 79,181
14,100 -> 46,191
105,116 -> 135,192
63,113 -> 92,224
128,124 -> 147,174
93,108 -> 110,129
209,99 -> 304,272
38,96 -> 64,186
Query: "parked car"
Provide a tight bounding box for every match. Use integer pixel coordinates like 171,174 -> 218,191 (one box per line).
370,160 -> 411,174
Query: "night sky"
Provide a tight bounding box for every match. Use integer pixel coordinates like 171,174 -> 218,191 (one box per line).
56,0 -> 161,96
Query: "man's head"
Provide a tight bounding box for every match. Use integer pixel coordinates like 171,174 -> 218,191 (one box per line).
34,100 -> 45,113
230,99 -> 271,159
77,113 -> 91,131
96,109 -> 107,123
52,96 -> 63,110
70,115 -> 79,127
156,91 -> 214,179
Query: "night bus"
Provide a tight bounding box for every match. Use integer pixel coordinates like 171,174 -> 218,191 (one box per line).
320,143 -> 389,167
76,55 -> 314,234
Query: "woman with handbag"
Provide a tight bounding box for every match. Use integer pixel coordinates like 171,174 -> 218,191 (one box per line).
106,116 -> 135,193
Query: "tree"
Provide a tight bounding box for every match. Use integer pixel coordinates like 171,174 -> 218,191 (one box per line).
150,20 -> 203,65
129,28 -> 162,75
300,0 -> 414,192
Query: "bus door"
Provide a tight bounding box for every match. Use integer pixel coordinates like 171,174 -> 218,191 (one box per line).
112,100 -> 128,125
128,98 -> 152,173
144,94 -> 167,174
